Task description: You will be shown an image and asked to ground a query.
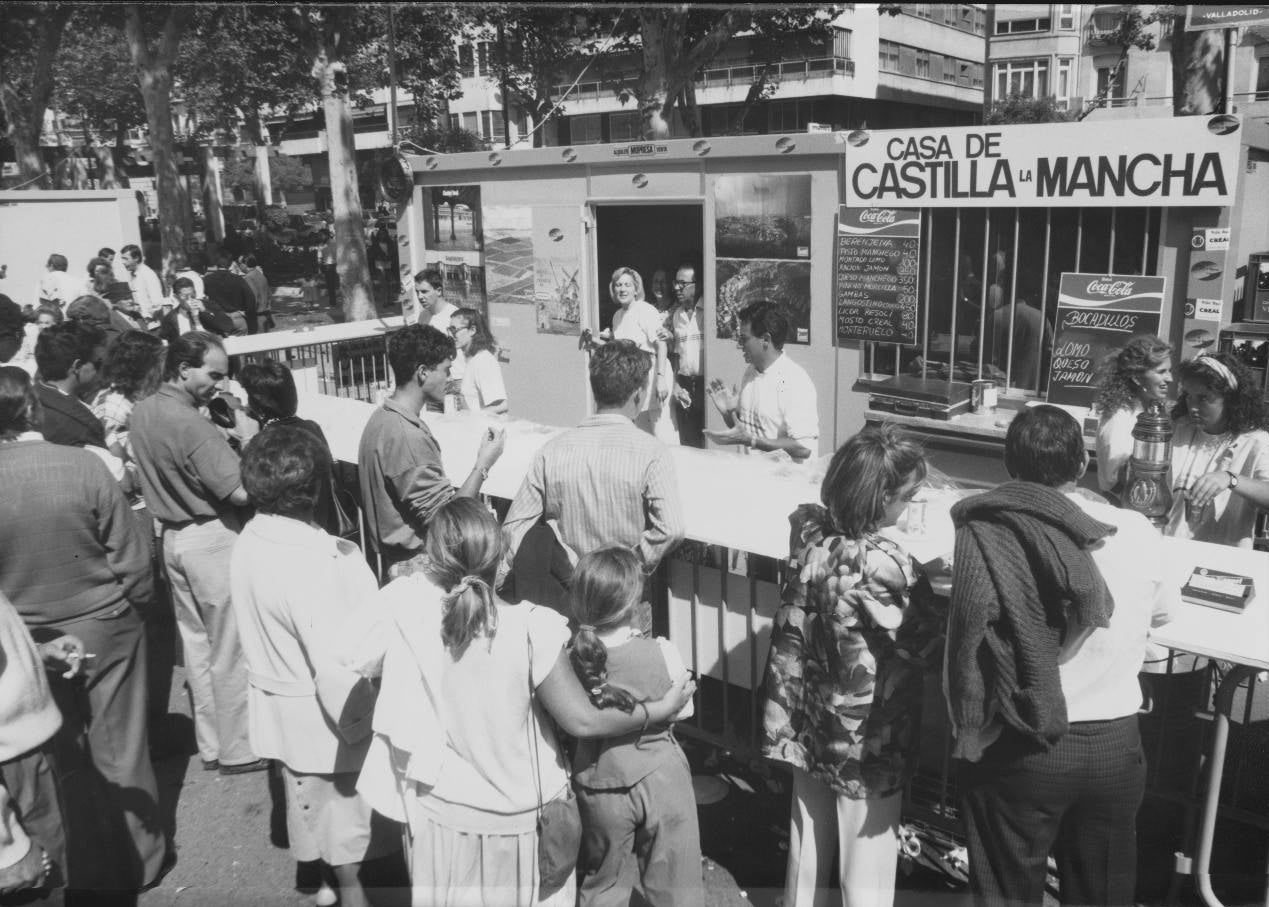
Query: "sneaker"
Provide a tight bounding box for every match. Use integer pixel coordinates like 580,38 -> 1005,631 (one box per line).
219,758 -> 269,776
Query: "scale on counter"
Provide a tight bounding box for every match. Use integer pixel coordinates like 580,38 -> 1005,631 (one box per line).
854,375 -> 972,421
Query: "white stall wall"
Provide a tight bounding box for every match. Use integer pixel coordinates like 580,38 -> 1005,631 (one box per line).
0,190 -> 142,308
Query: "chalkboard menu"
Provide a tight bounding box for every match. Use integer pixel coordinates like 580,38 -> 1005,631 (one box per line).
835,206 -> 921,346
1047,272 -> 1166,408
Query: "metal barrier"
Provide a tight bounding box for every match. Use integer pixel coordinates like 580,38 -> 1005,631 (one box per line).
224,317 -> 404,402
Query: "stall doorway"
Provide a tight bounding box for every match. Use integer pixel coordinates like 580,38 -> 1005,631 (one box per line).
594,204 -> 703,330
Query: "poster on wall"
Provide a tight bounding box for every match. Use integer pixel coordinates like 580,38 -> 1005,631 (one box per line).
714,174 -> 812,260
1180,225 -> 1228,358
1047,272 -> 1165,408
484,205 -> 535,306
843,115 -> 1240,209
716,259 -> 811,345
423,185 -> 482,252
532,207 -> 582,335
425,256 -> 487,315
834,206 -> 921,346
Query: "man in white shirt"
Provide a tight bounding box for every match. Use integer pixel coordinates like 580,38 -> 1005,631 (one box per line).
667,260 -> 705,448
949,404 -> 1177,907
33,254 -> 78,311
412,268 -> 457,331
706,300 -> 819,462
120,244 -> 165,320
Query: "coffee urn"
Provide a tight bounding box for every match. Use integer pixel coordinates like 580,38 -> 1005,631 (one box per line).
1123,401 -> 1173,527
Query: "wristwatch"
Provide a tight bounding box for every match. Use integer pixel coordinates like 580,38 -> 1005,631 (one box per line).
1227,470 -> 1239,490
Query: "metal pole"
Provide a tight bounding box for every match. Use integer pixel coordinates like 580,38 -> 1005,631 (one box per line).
388,5 -> 399,147
1224,28 -> 1238,115
499,23 -> 512,149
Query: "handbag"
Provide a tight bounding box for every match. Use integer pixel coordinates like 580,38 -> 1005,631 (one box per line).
526,623 -> 582,898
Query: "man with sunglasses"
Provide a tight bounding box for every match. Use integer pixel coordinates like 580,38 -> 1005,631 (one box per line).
667,261 -> 705,447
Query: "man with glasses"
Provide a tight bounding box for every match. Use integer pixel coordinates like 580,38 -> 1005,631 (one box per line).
706,300 -> 819,462
32,320 -> 109,450
667,260 -> 705,447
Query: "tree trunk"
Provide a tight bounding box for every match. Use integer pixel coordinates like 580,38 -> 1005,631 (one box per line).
637,14 -> 676,140
314,53 -> 375,321
200,144 -> 226,243
125,4 -> 192,276
93,145 -> 121,188
1170,18 -> 1224,115
0,5 -> 72,189
244,111 -> 273,211
137,71 -> 188,271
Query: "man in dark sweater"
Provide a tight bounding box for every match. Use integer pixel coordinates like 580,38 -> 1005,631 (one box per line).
0,366 -> 168,893
203,251 -> 256,335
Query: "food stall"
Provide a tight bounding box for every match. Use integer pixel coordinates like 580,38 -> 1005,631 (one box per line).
386,115 -> 1269,488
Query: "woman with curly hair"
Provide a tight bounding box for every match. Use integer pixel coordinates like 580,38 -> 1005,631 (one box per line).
92,330 -> 165,470
1166,351 -> 1269,547
1093,335 -> 1173,501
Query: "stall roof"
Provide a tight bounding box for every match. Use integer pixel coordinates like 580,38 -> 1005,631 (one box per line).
404,130 -> 854,175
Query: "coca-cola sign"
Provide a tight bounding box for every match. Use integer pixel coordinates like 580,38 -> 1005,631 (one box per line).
858,208 -> 898,225
1085,279 -> 1134,297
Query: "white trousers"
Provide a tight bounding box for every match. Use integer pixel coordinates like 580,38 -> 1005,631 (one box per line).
784,767 -> 902,907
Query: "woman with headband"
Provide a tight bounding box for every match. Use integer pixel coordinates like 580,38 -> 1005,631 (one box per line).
1167,352 -> 1269,547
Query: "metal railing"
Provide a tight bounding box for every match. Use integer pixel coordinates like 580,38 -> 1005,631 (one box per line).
224,316 -> 404,402
552,56 -> 855,102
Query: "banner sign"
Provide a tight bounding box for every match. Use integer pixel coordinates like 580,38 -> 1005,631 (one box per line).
1185,5 -> 1269,30
1047,273 -> 1166,407
844,115 -> 1241,209
835,206 -> 921,346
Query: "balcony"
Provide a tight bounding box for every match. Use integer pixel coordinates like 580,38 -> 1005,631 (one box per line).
1085,7 -> 1129,45
551,56 -> 855,103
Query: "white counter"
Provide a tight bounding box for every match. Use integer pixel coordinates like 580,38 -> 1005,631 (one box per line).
297,393 -> 821,559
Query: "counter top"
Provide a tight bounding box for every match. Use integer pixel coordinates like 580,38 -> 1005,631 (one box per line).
866,404 -> 1098,452
297,393 -> 820,559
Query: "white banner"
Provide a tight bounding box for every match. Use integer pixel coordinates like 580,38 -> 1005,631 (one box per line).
844,114 -> 1242,209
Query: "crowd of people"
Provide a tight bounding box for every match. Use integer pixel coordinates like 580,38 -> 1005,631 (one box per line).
1,226 -> 1267,907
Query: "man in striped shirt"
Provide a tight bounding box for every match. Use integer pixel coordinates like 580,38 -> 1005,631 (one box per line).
502,341 -> 686,587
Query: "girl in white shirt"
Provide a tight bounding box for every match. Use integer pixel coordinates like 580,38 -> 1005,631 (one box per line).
448,307 -> 507,415
1093,334 -> 1173,502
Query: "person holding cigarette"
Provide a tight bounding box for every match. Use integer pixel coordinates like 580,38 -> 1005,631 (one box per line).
0,366 -> 168,893
358,324 -> 505,580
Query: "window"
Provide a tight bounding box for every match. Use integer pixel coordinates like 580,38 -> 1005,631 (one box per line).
462,112 -> 478,134
1257,56 -> 1269,100
1058,4 -> 1076,29
872,207 -> 1161,394
459,44 -> 475,79
994,17 -> 1051,34
833,27 -> 852,59
1057,58 -> 1073,100
481,110 -> 505,145
608,110 -> 641,142
769,100 -> 810,133
879,40 -> 900,73
916,49 -> 931,79
476,42 -> 490,77
912,3 -> 934,18
1096,62 -> 1127,100
447,113 -> 460,132
994,58 -> 1049,99
569,113 -> 602,145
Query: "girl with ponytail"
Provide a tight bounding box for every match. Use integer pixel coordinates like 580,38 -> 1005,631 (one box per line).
361,502 -> 696,905
567,547 -> 702,905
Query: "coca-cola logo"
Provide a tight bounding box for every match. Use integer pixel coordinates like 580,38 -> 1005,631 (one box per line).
859,209 -> 898,225
1086,279 -> 1134,297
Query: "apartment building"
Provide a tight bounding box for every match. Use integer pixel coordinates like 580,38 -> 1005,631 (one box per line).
987,4 -> 1269,120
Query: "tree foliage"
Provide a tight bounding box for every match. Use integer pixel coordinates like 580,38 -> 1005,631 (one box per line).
0,2 -> 74,186
986,93 -> 1073,125
53,5 -> 146,143
222,150 -> 307,195
604,6 -> 839,139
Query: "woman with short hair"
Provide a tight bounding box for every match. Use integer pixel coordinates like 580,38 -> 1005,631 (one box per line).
231,425 -> 401,907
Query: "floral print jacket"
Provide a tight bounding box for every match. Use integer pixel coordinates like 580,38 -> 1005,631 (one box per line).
759,504 -> 945,798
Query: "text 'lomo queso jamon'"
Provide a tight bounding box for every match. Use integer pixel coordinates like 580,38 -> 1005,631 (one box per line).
851,152 -> 1228,202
